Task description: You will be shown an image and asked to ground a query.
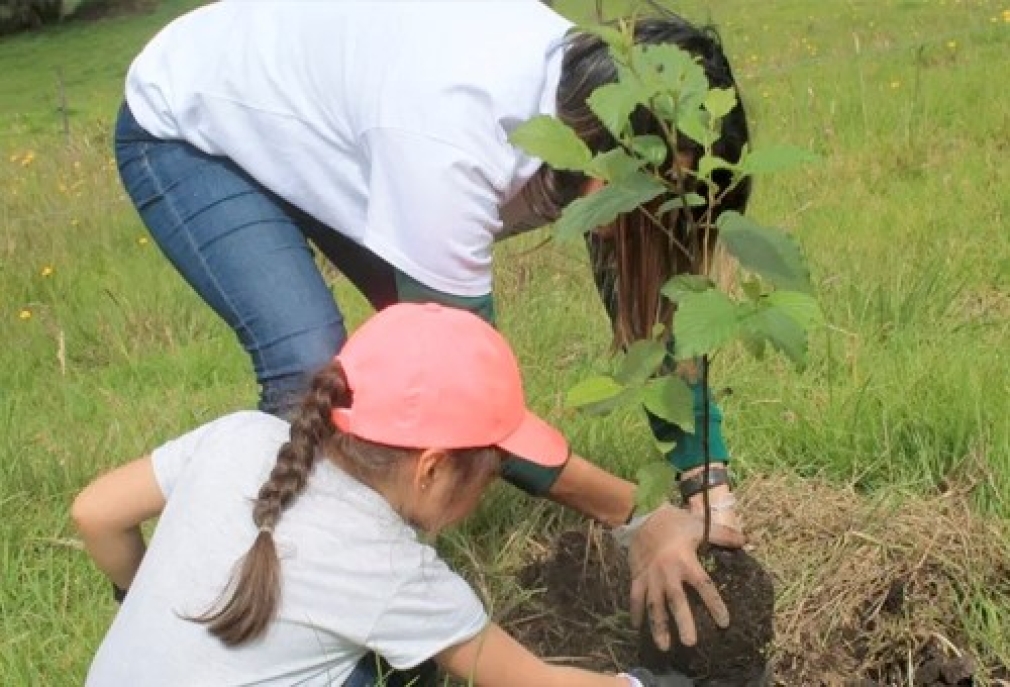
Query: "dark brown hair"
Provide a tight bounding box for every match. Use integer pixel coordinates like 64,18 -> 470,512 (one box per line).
190,362 -> 501,647
524,15 -> 752,349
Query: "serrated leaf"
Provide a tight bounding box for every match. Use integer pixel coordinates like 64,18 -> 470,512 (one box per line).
672,289 -> 742,359
587,82 -> 642,140
676,108 -> 711,147
738,146 -> 818,176
615,339 -> 667,386
717,211 -> 813,293
661,274 -> 713,303
642,375 -> 695,432
586,149 -> 644,182
508,116 -> 592,171
554,172 -> 666,241
704,87 -> 738,119
766,290 -> 823,327
631,135 -> 668,166
743,306 -> 808,367
635,461 -> 676,511
657,193 -> 706,216
565,375 -> 625,409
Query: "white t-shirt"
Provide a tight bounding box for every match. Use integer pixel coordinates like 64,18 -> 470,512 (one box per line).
125,1 -> 574,297
86,412 -> 488,686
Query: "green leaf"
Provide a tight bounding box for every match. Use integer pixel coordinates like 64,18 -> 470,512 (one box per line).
660,274 -> 713,303
565,375 -> 625,409
615,339 -> 667,386
631,135 -> 668,166
554,172 -> 666,240
586,149 -> 644,182
741,276 -> 764,301
508,116 -> 592,171
635,461 -> 676,512
676,108 -> 711,147
697,154 -> 735,181
766,290 -> 823,328
657,193 -> 706,216
587,82 -> 645,140
672,289 -> 742,359
717,211 -> 813,293
704,87 -> 738,120
743,306 -> 808,367
654,437 -> 678,455
642,375 -> 695,432
738,146 -> 818,176
580,23 -> 631,51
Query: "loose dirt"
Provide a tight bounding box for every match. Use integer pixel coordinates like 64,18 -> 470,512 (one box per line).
502,474 -> 1010,686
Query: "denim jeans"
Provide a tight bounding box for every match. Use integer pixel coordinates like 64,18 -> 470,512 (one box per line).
114,102 -> 398,416
342,653 -> 436,687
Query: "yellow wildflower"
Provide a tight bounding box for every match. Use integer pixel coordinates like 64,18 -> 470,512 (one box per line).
138,236 -> 150,246
19,309 -> 32,320
41,266 -> 54,277
890,80 -> 901,89
947,41 -> 957,49
20,151 -> 35,167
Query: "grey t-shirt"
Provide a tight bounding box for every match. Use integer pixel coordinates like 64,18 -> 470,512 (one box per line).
86,412 -> 487,686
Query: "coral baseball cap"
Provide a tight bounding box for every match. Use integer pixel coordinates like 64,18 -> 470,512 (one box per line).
331,303 -> 569,467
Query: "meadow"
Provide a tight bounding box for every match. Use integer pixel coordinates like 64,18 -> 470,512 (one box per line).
2,0 -> 1008,684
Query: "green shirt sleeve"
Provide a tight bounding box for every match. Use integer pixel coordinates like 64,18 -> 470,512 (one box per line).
394,270 -> 495,323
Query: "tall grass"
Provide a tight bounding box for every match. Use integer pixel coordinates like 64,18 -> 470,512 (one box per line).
1,0 -> 1008,683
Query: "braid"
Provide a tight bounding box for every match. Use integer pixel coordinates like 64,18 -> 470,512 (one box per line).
189,363 -> 348,646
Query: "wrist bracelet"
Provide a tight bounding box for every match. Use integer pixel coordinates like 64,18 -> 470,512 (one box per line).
678,465 -> 731,502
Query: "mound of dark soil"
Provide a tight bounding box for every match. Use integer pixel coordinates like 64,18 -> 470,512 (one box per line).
638,547 -> 775,686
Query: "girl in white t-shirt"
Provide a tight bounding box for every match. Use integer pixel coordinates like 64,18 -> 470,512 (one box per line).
73,303 -> 694,687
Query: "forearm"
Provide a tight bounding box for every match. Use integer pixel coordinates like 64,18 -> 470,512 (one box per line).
78,525 -> 146,590
545,453 -> 636,528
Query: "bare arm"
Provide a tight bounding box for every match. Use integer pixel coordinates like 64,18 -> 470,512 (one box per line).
437,622 -> 630,687
545,452 -> 637,527
71,455 -> 166,590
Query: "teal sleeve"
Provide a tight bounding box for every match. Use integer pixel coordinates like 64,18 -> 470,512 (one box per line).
499,455 -> 566,496
393,270 -> 494,324
647,381 -> 729,473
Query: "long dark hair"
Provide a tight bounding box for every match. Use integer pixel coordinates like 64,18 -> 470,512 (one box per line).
525,15 -> 751,348
190,362 -> 501,647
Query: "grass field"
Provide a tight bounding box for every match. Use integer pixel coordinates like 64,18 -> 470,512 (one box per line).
2,1 -> 1009,684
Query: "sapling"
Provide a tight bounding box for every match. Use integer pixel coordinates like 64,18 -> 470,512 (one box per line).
509,16 -> 821,685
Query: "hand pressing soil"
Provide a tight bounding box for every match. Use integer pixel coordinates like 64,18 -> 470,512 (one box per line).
638,547 -> 775,687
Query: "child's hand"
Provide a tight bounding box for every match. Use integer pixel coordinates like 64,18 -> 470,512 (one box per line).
627,504 -> 746,650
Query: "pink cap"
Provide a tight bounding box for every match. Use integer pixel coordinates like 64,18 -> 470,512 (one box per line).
332,303 -> 569,467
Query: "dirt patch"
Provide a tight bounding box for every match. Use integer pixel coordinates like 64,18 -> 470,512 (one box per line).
638,547 -> 775,685
502,474 -> 1010,685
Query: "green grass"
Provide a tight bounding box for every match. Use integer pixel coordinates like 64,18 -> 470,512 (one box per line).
2,0 -> 1009,684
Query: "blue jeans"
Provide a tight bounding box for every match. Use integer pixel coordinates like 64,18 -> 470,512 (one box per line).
114,102 -> 398,416
342,653 -> 436,687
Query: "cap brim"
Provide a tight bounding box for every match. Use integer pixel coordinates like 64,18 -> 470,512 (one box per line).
497,410 -> 569,467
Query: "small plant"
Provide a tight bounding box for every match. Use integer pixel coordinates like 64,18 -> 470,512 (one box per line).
509,20 -> 822,526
